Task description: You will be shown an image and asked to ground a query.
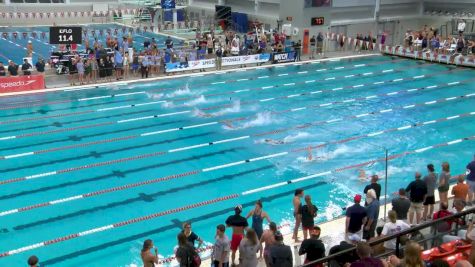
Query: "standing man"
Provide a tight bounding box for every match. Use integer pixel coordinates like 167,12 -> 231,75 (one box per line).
364,175 -> 381,202
298,226 -> 325,266
423,164 -> 437,221
212,224 -> 230,267
0,62 -> 6,76
345,194 -> 367,241
269,231 -> 293,267
8,60 -> 19,76
466,154 -> 475,205
363,189 -> 380,240
405,172 -> 428,225
294,40 -> 302,61
293,189 -> 304,242
215,46 -> 223,70
35,58 -> 46,76
225,205 -> 248,266
141,55 -> 150,79
21,59 -> 32,76
391,188 -> 411,222
316,32 -> 324,56
309,35 -> 316,59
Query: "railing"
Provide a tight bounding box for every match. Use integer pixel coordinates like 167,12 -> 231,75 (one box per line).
301,207 -> 475,266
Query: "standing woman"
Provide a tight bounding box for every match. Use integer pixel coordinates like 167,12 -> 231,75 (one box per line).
259,221 -> 277,267
239,228 -> 261,267
246,200 -> 271,240
439,162 -> 451,204
141,239 -> 158,267
182,222 -> 203,249
300,195 -> 318,240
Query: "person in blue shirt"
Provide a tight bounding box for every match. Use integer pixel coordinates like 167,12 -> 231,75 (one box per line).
114,49 -> 124,80
141,55 -> 150,78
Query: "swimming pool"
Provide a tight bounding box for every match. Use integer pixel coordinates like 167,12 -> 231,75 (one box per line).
0,54 -> 474,266
0,23 -> 183,63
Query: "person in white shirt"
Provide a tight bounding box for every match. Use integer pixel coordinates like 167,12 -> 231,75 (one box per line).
381,210 -> 410,251
458,20 -> 466,34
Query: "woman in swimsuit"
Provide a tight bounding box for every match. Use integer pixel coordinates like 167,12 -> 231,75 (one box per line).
246,200 -> 271,240
141,239 -> 158,267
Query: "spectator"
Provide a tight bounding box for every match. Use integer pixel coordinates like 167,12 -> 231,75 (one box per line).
141,239 -> 158,267
387,241 -> 424,267
165,35 -> 173,49
458,20 -> 466,34
239,228 -> 261,267
317,32 -> 324,56
452,175 -> 469,203
27,255 -> 39,267
225,205 -> 249,266
381,210 -> 410,251
392,188 -> 411,222
215,46 -> 223,71
363,189 -> 380,240
78,58 -> 87,85
0,62 -> 6,76
364,175 -> 381,202
328,237 -> 359,267
35,58 -> 45,76
299,226 -> 325,267
246,200 -> 271,240
433,202 -> 453,235
176,232 -> 199,267
293,189 -> 305,242
350,241 -> 384,267
212,224 -> 230,267
423,164 -> 437,221
141,55 -> 150,79
182,222 -> 203,249
466,154 -> 475,205
406,172 -> 427,225
294,40 -> 302,61
269,231 -> 292,267
260,221 -> 277,267
345,194 -> 367,241
300,195 -> 318,240
114,49 -> 124,80
21,59 -> 32,76
439,162 -> 451,204
310,35 -> 316,59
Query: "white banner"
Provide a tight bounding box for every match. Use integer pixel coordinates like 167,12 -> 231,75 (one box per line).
222,54 -> 271,66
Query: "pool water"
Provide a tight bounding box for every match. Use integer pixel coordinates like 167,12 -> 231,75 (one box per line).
0,23 -> 183,63
0,55 -> 474,266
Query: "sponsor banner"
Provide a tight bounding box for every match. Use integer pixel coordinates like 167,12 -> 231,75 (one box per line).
0,75 -> 45,93
165,54 -> 271,72
222,54 -> 270,66
166,59 -> 215,73
272,51 -> 296,64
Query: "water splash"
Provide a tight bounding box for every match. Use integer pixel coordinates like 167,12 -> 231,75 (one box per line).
282,132 -> 312,143
166,83 -> 196,98
235,112 -> 280,129
211,100 -> 241,116
146,92 -> 164,100
184,95 -> 208,106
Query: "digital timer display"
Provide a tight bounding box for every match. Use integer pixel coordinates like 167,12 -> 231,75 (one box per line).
49,27 -> 82,44
311,17 -> 325,26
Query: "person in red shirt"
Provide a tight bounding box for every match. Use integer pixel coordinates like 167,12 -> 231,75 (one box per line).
433,202 -> 453,237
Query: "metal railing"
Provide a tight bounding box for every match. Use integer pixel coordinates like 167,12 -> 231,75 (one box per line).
301,207 -> 475,266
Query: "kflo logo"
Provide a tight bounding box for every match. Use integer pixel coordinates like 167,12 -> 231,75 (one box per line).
0,80 -> 36,89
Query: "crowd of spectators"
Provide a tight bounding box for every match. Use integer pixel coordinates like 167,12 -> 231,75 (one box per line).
403,23 -> 475,55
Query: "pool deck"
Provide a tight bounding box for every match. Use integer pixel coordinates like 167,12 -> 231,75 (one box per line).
198,184 -> 458,267
0,51 -> 379,98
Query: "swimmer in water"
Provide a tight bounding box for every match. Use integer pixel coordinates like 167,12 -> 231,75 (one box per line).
358,169 -> 368,182
264,139 -> 285,145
